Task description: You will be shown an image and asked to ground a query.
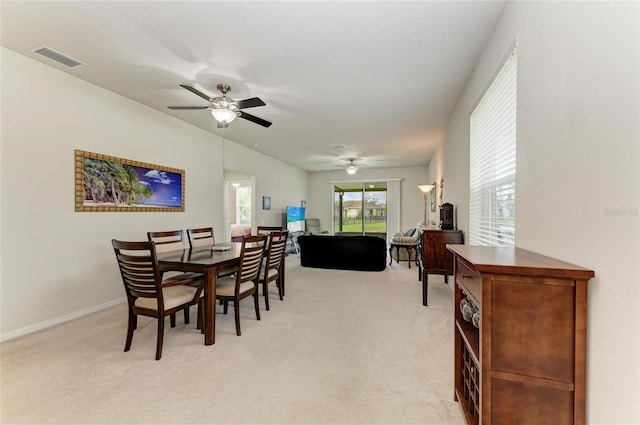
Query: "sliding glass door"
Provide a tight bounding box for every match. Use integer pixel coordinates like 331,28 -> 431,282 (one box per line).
333,181 -> 387,239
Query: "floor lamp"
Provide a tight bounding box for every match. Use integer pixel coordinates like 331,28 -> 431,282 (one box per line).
417,184 -> 435,226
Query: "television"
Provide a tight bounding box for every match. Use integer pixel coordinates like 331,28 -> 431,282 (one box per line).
286,206 -> 306,232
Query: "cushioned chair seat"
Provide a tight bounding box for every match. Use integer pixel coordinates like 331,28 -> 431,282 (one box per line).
391,235 -> 419,245
259,266 -> 279,280
135,285 -> 199,311
215,278 -> 255,297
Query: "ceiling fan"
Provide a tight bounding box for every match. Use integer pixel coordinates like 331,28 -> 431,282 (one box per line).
167,83 -> 272,128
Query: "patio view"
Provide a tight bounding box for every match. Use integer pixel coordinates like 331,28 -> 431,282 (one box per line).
333,182 -> 387,239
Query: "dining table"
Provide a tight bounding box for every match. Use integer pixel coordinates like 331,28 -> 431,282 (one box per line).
157,243 -> 242,345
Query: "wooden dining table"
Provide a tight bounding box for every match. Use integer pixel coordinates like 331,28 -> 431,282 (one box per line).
157,243 -> 242,345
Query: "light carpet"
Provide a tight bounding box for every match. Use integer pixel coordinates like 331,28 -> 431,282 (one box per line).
1,256 -> 465,425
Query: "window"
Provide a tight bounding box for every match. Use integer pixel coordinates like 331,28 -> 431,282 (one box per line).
332,181 -> 387,237
469,47 -> 517,246
235,185 -> 252,225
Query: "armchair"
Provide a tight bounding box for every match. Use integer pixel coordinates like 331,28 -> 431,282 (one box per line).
389,222 -> 423,267
305,218 -> 328,234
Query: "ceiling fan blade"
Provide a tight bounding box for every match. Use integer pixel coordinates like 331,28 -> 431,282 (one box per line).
235,97 -> 266,109
180,83 -> 214,102
239,112 -> 272,128
167,106 -> 209,110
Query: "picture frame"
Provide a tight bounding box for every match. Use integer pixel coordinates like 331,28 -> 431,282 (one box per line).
262,196 -> 271,210
75,150 -> 185,212
430,181 -> 437,212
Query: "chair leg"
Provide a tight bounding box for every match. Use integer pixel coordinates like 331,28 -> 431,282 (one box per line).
277,278 -> 284,301
170,313 -> 176,328
264,282 -> 270,311
234,300 -> 241,336
184,306 -> 190,324
223,300 -> 229,314
155,316 -> 165,361
124,309 -> 136,352
254,291 -> 261,321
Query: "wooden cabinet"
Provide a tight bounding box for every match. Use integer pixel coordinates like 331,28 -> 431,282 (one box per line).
447,245 -> 594,425
418,229 -> 463,306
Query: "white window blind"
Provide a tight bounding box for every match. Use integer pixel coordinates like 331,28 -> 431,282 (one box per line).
469,48 -> 517,247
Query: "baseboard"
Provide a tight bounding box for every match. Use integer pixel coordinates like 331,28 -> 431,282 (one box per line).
0,297 -> 125,342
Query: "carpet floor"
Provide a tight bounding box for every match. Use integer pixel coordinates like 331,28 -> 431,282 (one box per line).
1,256 -> 465,425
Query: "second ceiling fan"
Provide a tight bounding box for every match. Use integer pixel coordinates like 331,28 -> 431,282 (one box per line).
167,83 -> 272,128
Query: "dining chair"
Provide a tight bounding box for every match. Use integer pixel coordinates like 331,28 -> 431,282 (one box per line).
186,227 -> 215,248
187,227 -> 237,280
147,230 -> 203,324
215,234 -> 268,336
258,230 -> 289,311
111,239 -> 203,360
256,225 -> 283,235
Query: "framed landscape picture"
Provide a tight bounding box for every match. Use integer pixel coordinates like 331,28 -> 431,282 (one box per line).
75,150 -> 185,212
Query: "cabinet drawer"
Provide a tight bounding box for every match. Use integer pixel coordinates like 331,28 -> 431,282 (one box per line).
456,258 -> 481,302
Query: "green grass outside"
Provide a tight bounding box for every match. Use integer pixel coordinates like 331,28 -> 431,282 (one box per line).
335,220 -> 387,233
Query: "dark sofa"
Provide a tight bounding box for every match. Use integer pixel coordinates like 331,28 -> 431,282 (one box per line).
297,235 -> 387,272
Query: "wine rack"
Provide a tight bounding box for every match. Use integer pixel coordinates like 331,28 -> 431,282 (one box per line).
448,245 -> 594,425
460,339 -> 480,425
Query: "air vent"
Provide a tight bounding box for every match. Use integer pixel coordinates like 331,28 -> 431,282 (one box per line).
329,144 -> 347,150
31,45 -> 84,68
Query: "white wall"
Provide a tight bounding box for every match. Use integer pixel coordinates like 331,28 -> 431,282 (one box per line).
307,166 -> 429,234
429,2 -> 640,424
0,47 -> 307,338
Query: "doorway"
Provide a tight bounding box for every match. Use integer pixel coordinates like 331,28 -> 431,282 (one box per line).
224,173 -> 255,242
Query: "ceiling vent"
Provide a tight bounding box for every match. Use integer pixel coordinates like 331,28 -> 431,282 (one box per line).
329,144 -> 347,150
31,45 -> 84,68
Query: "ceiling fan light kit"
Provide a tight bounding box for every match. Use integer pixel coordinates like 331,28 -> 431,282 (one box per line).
345,162 -> 358,175
210,106 -> 238,124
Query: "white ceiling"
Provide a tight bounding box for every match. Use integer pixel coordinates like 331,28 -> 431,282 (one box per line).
1,1 -> 506,172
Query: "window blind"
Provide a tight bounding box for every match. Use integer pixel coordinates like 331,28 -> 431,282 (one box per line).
469,48 -> 517,247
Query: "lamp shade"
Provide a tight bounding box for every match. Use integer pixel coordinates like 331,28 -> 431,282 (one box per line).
210,108 -> 238,124
417,184 -> 435,193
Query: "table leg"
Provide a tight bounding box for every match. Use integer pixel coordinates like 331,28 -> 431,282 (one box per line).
203,268 -> 216,345
422,270 -> 429,306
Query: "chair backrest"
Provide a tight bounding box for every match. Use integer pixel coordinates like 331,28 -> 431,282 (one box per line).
305,218 -> 322,234
112,239 -> 162,301
236,234 -> 268,289
257,225 -> 283,235
187,227 -> 215,248
265,231 -> 288,274
147,230 -> 186,253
